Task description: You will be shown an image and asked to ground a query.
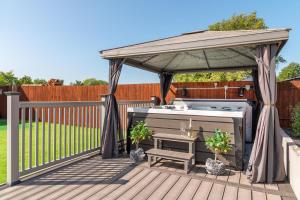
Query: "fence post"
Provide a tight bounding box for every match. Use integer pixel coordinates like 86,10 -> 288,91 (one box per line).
5,91 -> 20,186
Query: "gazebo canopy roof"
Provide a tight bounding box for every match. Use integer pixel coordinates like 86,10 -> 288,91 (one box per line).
100,29 -> 290,73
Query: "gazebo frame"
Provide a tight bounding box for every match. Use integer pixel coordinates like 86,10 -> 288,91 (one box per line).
99,28 -> 290,183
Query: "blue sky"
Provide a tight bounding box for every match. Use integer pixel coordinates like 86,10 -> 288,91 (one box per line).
0,0 -> 299,84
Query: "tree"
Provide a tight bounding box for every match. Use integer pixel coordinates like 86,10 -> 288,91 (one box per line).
278,62 -> 300,81
208,12 -> 267,31
0,71 -> 18,86
33,78 -> 47,85
174,12 -> 284,83
18,75 -> 33,85
82,78 -> 108,86
71,80 -> 83,86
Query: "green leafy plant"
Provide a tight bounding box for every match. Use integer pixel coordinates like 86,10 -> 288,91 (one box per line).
130,121 -> 151,149
205,129 -> 232,161
292,103 -> 300,137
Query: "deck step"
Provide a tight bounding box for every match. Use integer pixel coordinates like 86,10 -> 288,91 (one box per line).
146,149 -> 193,161
153,133 -> 197,142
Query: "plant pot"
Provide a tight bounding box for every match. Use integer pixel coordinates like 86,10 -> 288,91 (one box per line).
205,158 -> 226,175
130,148 -> 145,163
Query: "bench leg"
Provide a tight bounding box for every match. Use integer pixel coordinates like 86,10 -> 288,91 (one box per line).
148,155 -> 152,167
184,161 -> 188,174
189,142 -> 195,165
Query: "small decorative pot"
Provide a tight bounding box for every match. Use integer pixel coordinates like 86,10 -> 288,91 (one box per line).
205,158 -> 226,175
130,148 -> 145,163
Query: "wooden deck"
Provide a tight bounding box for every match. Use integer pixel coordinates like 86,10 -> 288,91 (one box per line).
0,156 -> 296,200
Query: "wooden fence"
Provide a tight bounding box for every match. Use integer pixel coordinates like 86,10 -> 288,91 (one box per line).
0,80 -> 299,127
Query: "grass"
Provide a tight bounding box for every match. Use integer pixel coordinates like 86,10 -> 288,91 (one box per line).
0,119 -> 100,184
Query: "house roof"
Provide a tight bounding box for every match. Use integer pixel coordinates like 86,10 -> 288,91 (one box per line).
100,29 -> 290,73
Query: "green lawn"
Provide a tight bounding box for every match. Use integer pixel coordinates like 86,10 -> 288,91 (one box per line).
0,119 -> 100,184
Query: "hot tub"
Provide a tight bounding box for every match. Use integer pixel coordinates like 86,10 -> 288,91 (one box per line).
127,99 -> 252,170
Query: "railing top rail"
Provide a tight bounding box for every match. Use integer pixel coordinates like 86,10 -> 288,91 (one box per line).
117,100 -> 152,105
19,101 -> 103,108
19,100 -> 152,108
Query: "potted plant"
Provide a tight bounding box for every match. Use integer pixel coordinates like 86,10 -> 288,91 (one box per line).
205,129 -> 232,175
129,121 -> 151,162
292,103 -> 300,137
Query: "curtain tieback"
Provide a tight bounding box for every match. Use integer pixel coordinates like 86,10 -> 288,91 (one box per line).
264,103 -> 275,106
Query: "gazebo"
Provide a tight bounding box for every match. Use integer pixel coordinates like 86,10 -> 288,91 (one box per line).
99,28 -> 290,183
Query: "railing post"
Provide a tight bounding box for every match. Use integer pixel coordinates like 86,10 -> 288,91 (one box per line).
5,91 -> 20,186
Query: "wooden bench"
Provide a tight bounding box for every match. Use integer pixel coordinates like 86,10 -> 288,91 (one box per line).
146,133 -> 198,173
146,148 -> 194,173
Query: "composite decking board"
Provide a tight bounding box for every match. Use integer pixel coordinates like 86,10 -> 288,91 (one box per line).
52,162 -> 135,199
216,169 -> 230,181
116,170 -> 161,200
13,162 -> 116,200
0,158 -> 103,200
252,190 -> 267,200
0,161 -> 93,198
37,164 -> 130,200
132,173 -> 170,200
101,169 -> 152,200
0,157 -> 296,200
227,170 -> 241,183
239,171 -> 252,186
266,193 -> 283,200
67,167 -> 143,200
207,183 -> 226,200
265,184 -> 279,191
193,180 -> 214,199
85,168 -> 146,200
147,174 -> 180,200
162,176 -> 191,200
13,162 -> 114,200
222,185 -> 238,200
238,188 -> 252,200
177,179 -> 202,200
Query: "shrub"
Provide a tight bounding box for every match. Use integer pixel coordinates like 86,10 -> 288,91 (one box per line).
130,121 -> 151,149
205,129 -> 232,161
292,103 -> 300,137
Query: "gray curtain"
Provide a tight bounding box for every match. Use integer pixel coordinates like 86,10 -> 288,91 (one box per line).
101,58 -> 124,159
159,72 -> 173,105
252,69 -> 263,139
247,44 -> 286,183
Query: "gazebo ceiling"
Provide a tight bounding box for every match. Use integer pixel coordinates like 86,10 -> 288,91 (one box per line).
100,29 -> 290,73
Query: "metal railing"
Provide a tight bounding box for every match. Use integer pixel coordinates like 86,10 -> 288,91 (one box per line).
18,101 -> 103,177
5,92 -> 151,185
